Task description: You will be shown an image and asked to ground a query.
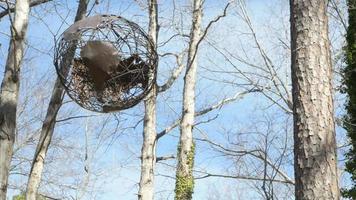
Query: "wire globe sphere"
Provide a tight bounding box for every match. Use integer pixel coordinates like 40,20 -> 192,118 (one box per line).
54,15 -> 157,113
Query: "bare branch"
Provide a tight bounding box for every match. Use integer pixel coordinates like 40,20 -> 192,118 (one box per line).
194,127 -> 295,185
329,0 -> 347,31
194,171 -> 293,185
237,0 -> 292,110
56,115 -> 97,123
194,114 -> 219,126
157,52 -> 186,93
158,33 -> 189,47
156,89 -> 258,139
207,41 -> 293,114
188,2 -> 231,70
156,155 -> 175,162
0,0 -> 53,19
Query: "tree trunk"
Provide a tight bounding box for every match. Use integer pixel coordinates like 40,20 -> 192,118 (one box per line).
290,0 -> 339,199
25,1 -> 88,200
138,0 -> 158,199
174,0 -> 202,199
342,0 -> 356,198
0,1 -> 30,199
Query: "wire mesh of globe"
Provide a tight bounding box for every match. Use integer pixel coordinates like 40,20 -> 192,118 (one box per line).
54,15 -> 158,113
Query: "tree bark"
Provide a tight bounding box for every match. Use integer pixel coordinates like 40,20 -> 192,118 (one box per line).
174,0 -> 202,199
25,1 -> 88,200
138,0 -> 158,199
0,1 -> 30,199
342,0 -> 356,198
290,0 -> 340,199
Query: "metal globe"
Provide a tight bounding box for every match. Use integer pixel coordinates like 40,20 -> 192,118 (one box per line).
54,15 -> 157,113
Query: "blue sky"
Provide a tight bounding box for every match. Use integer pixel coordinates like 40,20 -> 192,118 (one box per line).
0,0 -> 348,199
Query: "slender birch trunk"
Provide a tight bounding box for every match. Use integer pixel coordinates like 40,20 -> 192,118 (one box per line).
290,0 -> 339,199
0,1 -> 30,199
138,0 -> 158,199
25,1 -> 88,199
174,0 -> 202,199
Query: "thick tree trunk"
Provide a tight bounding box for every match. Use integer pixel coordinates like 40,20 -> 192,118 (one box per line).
290,0 -> 339,199
138,1 -> 158,199
174,0 -> 202,199
25,1 -> 88,200
342,0 -> 356,198
0,1 -> 30,199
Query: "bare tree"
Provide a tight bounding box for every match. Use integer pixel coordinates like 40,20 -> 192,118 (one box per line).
0,0 -> 345,199
0,1 -> 30,199
25,1 -> 89,199
174,0 -> 203,199
138,0 -> 158,199
290,0 -> 339,199
192,112 -> 294,200
205,0 -> 293,115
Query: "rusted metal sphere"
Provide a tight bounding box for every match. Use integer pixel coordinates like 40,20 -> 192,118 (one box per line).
54,15 -> 157,113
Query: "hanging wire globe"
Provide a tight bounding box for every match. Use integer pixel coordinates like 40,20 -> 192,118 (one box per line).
54,15 -> 158,113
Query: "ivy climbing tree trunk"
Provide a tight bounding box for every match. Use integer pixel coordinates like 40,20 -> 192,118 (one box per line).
342,0 -> 356,198
25,1 -> 89,200
138,0 -> 158,199
174,0 -> 202,199
0,1 -> 30,199
290,0 -> 340,199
